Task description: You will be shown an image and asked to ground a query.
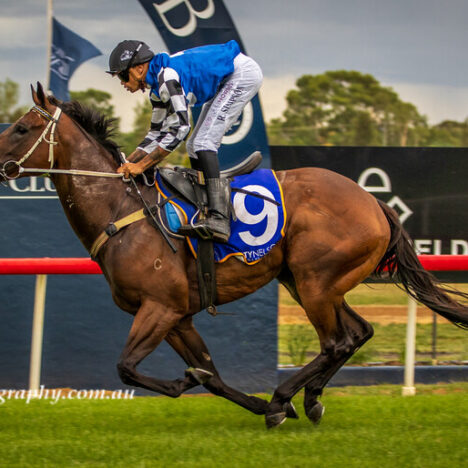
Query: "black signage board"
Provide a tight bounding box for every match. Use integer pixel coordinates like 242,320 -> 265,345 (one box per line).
271,146 -> 468,282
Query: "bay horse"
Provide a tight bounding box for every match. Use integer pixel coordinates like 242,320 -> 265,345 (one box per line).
1,84 -> 467,428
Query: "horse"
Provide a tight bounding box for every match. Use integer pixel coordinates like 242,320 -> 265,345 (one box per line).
1,83 -> 467,428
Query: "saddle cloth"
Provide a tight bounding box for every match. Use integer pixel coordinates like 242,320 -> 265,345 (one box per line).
155,169 -> 286,264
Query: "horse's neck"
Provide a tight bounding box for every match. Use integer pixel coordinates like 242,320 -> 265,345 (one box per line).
52,132 -> 134,253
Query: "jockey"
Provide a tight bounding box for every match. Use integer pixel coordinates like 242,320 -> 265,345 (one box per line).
107,39 -> 263,243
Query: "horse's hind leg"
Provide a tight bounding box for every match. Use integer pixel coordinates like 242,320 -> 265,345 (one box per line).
166,316 -> 269,415
266,291 -> 373,428
117,300 -> 199,397
303,301 -> 373,423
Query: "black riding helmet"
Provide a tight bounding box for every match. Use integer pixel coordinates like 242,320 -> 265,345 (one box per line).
106,40 -> 154,81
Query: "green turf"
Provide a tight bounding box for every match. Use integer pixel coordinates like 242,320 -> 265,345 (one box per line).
1,384 -> 467,467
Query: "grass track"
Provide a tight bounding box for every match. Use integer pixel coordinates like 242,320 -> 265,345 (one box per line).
1,384 -> 467,467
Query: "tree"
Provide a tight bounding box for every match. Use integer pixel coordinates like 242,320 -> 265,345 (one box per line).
0,78 -> 28,123
351,111 -> 379,146
462,119 -> 468,147
131,99 -> 153,146
424,120 -> 468,147
69,89 -> 118,124
267,70 -> 428,147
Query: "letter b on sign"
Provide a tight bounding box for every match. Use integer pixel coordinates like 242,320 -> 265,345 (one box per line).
153,0 -> 215,37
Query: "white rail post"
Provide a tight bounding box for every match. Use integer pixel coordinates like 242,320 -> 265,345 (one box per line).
29,274 -> 48,391
402,295 -> 417,396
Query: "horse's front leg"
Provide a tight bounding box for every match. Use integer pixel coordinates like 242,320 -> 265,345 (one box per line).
117,300 -> 198,397
166,316 -> 269,416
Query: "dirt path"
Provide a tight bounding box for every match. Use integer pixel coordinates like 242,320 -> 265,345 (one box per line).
279,304 -> 449,325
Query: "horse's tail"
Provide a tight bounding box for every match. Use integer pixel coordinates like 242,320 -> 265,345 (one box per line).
375,200 -> 468,330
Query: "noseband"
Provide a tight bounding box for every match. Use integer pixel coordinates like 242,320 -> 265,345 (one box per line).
1,106 -> 62,180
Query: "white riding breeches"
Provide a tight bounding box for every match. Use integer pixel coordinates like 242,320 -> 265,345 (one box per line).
186,53 -> 263,159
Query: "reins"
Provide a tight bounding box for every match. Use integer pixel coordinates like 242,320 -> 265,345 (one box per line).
18,167 -> 124,178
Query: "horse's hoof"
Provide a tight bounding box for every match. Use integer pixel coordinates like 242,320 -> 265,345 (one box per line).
265,412 -> 287,429
283,401 -> 299,419
185,367 -> 214,384
306,401 -> 325,425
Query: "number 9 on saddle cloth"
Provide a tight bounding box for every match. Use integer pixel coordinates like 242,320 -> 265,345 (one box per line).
155,166 -> 286,265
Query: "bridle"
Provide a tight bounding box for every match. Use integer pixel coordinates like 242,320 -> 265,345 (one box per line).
1,106 -> 61,179
1,105 -> 123,180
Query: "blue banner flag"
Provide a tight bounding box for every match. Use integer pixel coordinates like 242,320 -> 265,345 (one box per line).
49,18 -> 102,101
136,0 -> 270,169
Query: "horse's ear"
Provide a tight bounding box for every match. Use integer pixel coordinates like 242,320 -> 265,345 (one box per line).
31,84 -> 41,106
31,82 -> 52,110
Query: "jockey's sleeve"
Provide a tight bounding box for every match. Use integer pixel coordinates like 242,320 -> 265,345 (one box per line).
137,67 -> 191,154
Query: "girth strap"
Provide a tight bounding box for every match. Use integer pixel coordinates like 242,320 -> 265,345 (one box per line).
196,239 -> 218,316
90,209 -> 146,258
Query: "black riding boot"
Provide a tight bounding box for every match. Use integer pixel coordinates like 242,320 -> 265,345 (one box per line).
180,151 -> 231,242
200,177 -> 231,242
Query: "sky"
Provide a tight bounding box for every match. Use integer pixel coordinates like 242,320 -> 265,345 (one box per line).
2,0 -> 468,131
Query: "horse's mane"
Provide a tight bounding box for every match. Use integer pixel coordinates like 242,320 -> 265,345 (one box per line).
48,95 -> 122,164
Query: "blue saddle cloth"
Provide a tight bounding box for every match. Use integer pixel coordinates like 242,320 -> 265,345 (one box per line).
155,169 -> 286,264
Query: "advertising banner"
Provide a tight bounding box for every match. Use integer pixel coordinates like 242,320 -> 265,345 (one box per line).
271,145 -> 468,280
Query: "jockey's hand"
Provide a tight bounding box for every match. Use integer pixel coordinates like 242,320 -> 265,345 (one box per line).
117,147 -> 170,179
117,162 -> 145,178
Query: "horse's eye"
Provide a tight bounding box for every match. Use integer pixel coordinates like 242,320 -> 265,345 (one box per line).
14,124 -> 28,135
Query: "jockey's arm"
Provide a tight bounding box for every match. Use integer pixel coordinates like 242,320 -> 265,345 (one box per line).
117,68 -> 189,179
117,146 -> 170,178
